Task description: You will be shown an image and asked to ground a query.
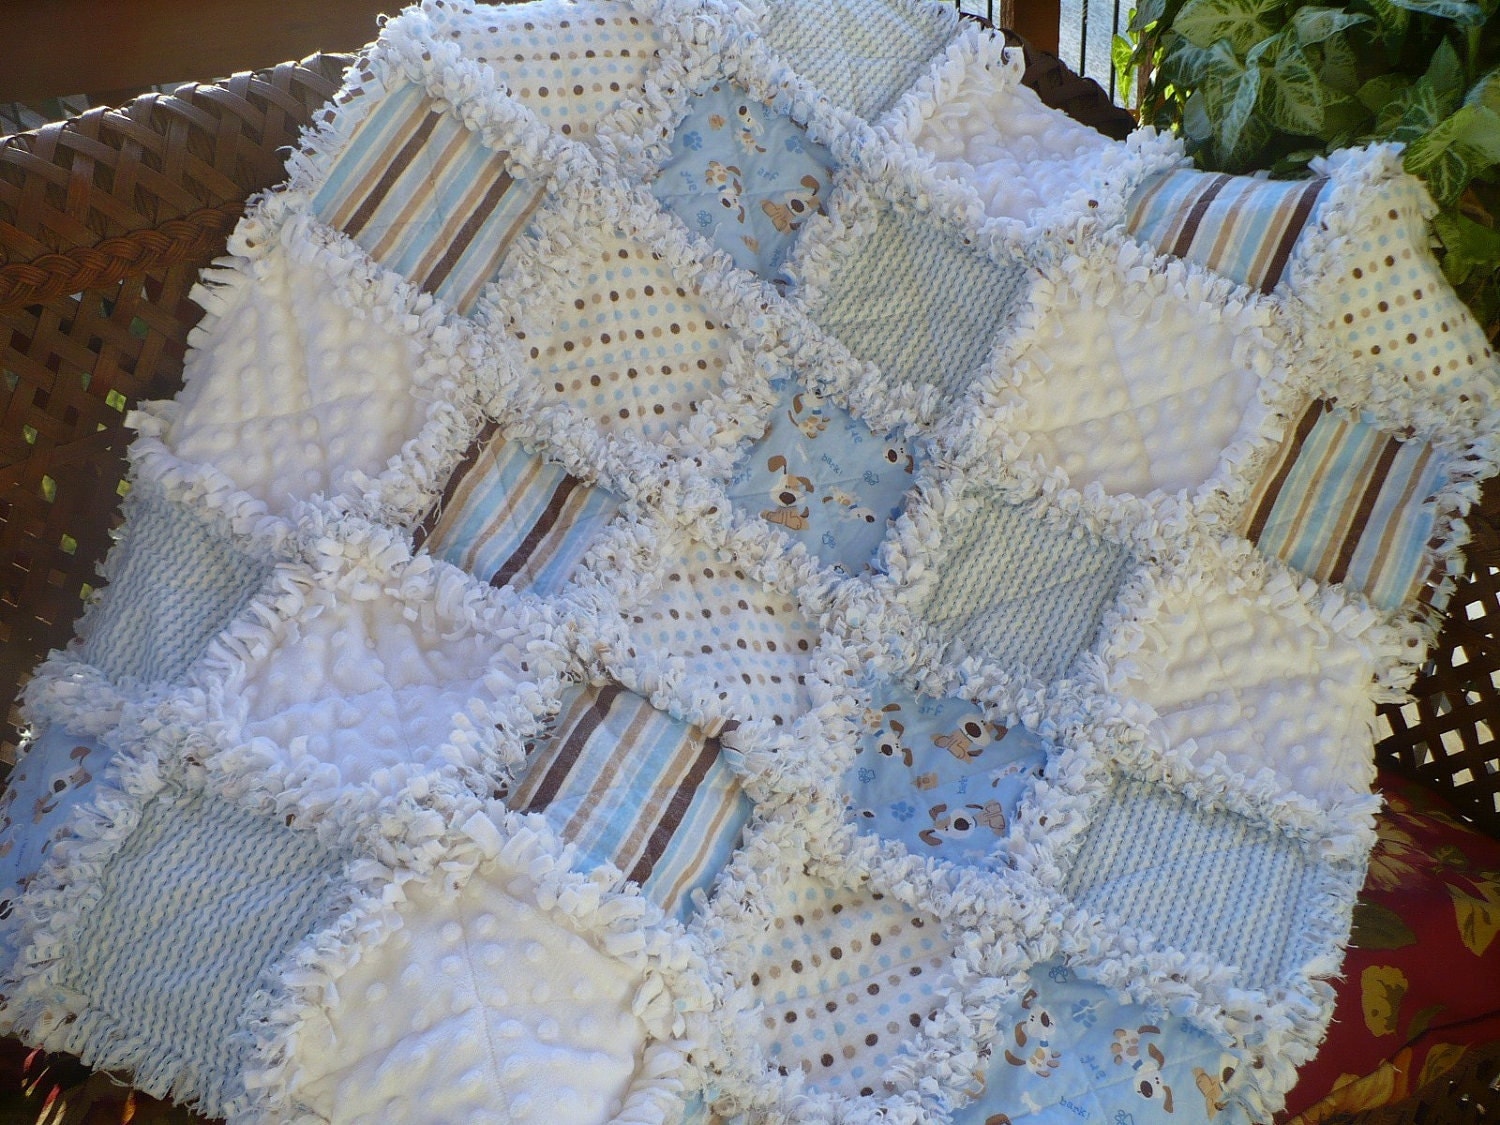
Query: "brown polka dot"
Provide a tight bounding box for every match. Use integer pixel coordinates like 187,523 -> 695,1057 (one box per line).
784,1011 -> 796,1023
831,946 -> 843,959
618,408 -> 630,419
791,959 -> 803,972
563,340 -> 575,351
1385,255 -> 1395,267
1408,333 -> 1418,344
560,124 -> 572,135
590,374 -> 600,387
1371,345 -> 1381,355
573,85 -> 584,95
653,403 -> 665,415
600,333 -> 611,344
825,1000 -> 837,1012
832,904 -> 843,914
842,1045 -> 857,1060
871,933 -> 882,945
909,1013 -> 922,1027
866,983 -> 880,995
538,86 -> 549,96
821,1054 -> 834,1068
1389,208 -> 1399,219
1344,313 -> 1354,323
860,1087 -> 875,1097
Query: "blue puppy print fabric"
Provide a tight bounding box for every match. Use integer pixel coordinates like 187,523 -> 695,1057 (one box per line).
955,959 -> 1252,1125
0,726 -> 115,963
652,81 -> 836,282
730,379 -> 921,575
843,676 -> 1047,864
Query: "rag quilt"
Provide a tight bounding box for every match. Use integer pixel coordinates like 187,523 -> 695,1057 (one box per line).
2,1 -> 1498,1122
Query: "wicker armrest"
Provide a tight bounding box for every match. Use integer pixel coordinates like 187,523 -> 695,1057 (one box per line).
0,54 -> 349,763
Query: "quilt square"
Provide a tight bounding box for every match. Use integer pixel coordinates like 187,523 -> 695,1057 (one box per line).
312,81 -> 545,315
761,0 -> 958,121
739,873 -> 957,1097
627,537 -> 819,725
415,421 -> 621,597
957,959 -> 1252,1123
1126,168 -> 1329,295
228,575 -> 525,794
844,677 -> 1046,864
513,226 -> 735,443
81,488 -> 271,685
60,792 -> 344,1115
727,380 -> 919,574
651,80 -> 836,281
508,682 -> 750,922
1312,173 -> 1495,402
283,829 -> 680,1123
1009,247 -> 1272,498
916,494 -> 1133,681
811,202 -> 1029,402
421,0 -> 666,144
1241,400 -> 1450,611
1117,564 -> 1379,804
1062,777 -> 1323,992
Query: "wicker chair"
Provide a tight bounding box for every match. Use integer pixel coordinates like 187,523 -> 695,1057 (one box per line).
0,37 -> 1494,1125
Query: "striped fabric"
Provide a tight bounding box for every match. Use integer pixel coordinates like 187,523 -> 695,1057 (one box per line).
509,683 -> 751,923
416,422 -> 621,597
312,82 -> 544,315
1241,400 -> 1450,611
1126,169 -> 1328,294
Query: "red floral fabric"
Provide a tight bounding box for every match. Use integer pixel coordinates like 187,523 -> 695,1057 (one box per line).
1282,771 -> 1500,1121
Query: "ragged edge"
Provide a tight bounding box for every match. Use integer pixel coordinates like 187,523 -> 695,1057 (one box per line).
238,798 -> 712,1124
572,507 -> 829,734
1285,142 -> 1500,429
595,0 -> 745,179
1096,532 -> 1417,810
979,225 -> 1294,543
684,803 -> 980,1124
888,22 -> 1186,236
948,906 -> 1267,1124
472,148 -> 789,488
171,508 -> 570,826
0,724 -> 335,1117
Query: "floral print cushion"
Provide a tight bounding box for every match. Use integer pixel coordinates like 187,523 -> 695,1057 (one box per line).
1282,771 -> 1500,1121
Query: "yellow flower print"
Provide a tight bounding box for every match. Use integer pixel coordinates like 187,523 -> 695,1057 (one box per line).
1361,964 -> 1408,1036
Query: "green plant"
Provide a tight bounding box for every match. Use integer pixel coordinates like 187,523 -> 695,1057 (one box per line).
1121,0 -> 1500,337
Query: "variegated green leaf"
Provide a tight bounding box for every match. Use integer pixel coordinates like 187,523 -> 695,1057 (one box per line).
1290,5 -> 1371,44
1175,0 -> 1284,52
1388,0 -> 1483,24
1466,65 -> 1500,112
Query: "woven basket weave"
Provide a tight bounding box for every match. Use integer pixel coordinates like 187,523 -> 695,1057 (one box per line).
0,32 -> 1493,1125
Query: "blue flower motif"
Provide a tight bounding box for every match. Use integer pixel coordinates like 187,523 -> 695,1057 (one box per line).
1114,1112 -> 1137,1125
821,531 -> 837,548
1070,999 -> 1098,1028
681,130 -> 703,151
890,801 -> 915,822
696,209 -> 714,229
857,767 -> 876,784
784,133 -> 805,153
862,469 -> 879,486
1047,963 -> 1075,984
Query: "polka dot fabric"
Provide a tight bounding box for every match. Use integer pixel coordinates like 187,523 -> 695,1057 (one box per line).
511,225 -> 735,444
422,0 -> 665,144
741,875 -> 957,1098
1309,175 -> 1497,404
623,533 -> 818,725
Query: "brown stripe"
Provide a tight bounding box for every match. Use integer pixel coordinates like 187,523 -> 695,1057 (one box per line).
422,166 -> 515,293
1169,174 -> 1233,260
1326,435 -> 1402,585
504,475 -> 595,589
414,420 -> 501,549
566,693 -> 657,832
522,685 -> 622,812
451,184 -> 547,315
325,97 -> 432,230
653,775 -> 742,909
367,123 -> 475,261
490,475 -> 580,590
1366,443 -> 1434,595
1244,400 -> 1326,542
344,110 -> 442,237
1124,170 -> 1176,235
627,733 -> 723,884
1257,177 -> 1326,294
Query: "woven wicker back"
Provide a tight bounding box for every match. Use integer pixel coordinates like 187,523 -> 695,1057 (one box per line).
0,55 -> 348,762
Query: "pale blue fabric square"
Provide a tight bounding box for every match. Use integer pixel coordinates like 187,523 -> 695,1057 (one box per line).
653,81 -> 836,283
813,204 -> 1030,401
0,726 -> 114,968
844,676 -> 1046,864
81,491 -> 272,685
728,378 -> 920,574
1063,778 -> 1322,992
62,792 -> 344,1115
918,495 -> 1133,681
956,958 -> 1252,1124
762,0 -> 958,121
